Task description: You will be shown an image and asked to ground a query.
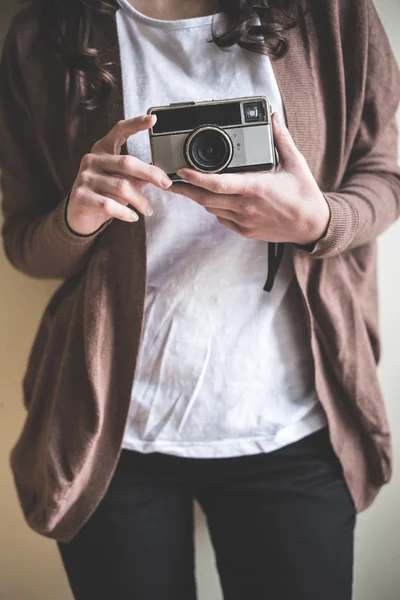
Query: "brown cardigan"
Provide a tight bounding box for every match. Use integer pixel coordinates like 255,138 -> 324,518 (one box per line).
1,0 -> 400,543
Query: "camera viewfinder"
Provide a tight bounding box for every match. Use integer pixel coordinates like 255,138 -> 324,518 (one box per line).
243,102 -> 264,123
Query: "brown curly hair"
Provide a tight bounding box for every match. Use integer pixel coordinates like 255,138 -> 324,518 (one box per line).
21,0 -> 302,110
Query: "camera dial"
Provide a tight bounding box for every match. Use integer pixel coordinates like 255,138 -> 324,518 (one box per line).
184,125 -> 234,173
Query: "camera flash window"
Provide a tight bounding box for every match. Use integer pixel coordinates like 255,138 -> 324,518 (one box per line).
245,104 -> 260,121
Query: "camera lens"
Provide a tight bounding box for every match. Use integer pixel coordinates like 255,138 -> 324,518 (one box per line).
184,126 -> 233,173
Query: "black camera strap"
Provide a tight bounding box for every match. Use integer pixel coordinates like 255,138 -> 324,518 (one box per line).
263,242 -> 285,292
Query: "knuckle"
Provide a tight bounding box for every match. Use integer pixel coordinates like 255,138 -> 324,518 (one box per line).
80,153 -> 94,170
80,169 -> 92,186
115,177 -> 129,193
97,197 -> 111,214
118,155 -> 132,171
213,180 -> 228,195
244,203 -> 257,218
74,186 -> 88,204
250,181 -> 265,199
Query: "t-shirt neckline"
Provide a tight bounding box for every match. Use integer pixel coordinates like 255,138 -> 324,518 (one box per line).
116,0 -> 226,30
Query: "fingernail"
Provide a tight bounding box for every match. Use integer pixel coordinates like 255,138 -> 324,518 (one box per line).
130,212 -> 139,222
161,176 -> 172,189
177,169 -> 189,178
147,207 -> 154,216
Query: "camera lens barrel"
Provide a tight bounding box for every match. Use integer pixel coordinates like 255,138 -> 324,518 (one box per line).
184,126 -> 234,173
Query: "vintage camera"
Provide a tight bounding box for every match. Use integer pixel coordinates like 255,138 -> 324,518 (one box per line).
147,96 -> 276,179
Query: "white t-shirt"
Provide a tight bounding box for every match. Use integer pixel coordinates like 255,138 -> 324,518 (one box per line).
117,0 -> 327,458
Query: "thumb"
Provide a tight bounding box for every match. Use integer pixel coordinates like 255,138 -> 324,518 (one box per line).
272,111 -> 302,169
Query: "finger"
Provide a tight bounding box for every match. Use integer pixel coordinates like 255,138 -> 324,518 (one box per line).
204,206 -> 243,224
216,216 -> 246,237
93,114 -> 157,155
176,168 -> 249,195
169,182 -> 238,211
271,111 -> 304,170
87,173 -> 153,216
89,154 -> 172,190
80,190 -> 139,222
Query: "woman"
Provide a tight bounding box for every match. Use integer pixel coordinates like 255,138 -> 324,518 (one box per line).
1,0 -> 399,598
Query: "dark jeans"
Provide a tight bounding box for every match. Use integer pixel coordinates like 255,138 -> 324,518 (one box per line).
58,428 -> 356,600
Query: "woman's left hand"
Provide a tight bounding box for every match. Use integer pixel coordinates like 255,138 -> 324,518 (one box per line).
169,112 -> 330,246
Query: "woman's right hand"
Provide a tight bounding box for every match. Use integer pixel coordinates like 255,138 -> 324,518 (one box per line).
66,115 -> 172,236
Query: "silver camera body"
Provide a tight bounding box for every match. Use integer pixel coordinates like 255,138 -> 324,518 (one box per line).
147,96 -> 276,179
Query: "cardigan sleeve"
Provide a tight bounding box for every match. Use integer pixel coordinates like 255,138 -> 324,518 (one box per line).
301,0 -> 400,259
0,21 -> 107,280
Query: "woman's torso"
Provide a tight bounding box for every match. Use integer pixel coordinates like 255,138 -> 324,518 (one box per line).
116,0 -> 326,457
3,0 -> 394,541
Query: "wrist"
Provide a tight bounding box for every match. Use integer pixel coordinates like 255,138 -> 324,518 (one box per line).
65,199 -> 87,237
65,196 -> 105,238
295,192 -> 331,246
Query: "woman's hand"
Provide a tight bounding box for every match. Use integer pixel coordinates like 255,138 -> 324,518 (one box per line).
67,115 -> 172,236
169,112 -> 330,247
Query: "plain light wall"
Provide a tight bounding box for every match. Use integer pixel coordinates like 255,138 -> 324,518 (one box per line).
0,1 -> 399,599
